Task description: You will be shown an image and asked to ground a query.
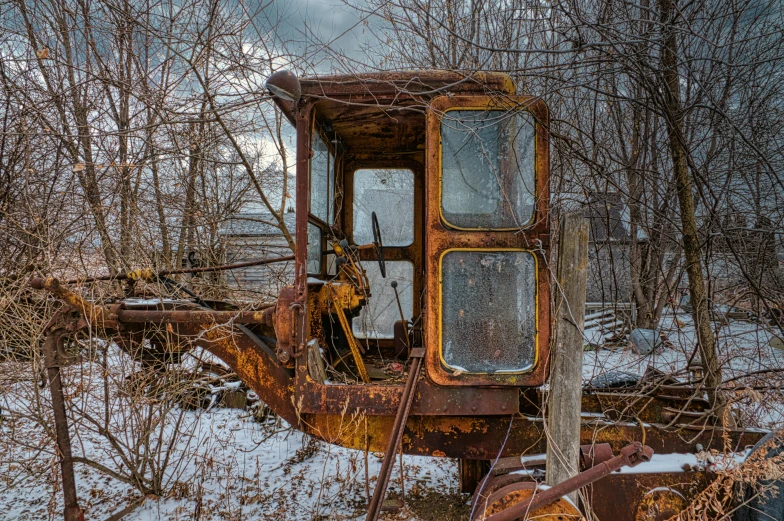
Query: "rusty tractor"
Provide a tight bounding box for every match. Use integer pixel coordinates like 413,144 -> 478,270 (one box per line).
32,71 -> 779,521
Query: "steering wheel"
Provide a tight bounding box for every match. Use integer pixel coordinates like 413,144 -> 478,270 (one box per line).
371,211 -> 387,278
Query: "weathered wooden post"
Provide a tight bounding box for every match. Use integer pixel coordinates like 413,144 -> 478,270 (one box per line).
546,212 -> 589,503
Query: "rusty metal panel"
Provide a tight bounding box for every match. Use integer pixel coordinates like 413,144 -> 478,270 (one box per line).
301,412 -> 765,460
296,378 -> 519,416
588,471 -> 713,521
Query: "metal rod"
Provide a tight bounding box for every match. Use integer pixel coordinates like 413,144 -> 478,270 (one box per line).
366,348 -> 425,521
390,280 -> 410,350
116,309 -> 273,325
30,277 -> 117,329
42,330 -> 85,521
328,285 -> 370,383
63,255 -> 295,284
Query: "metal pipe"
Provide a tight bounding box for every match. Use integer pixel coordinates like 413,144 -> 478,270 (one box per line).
62,255 -> 295,284
366,348 -> 425,521
42,330 -> 85,521
115,308 -> 274,326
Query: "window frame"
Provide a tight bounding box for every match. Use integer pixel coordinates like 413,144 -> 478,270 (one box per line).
344,159 -> 425,350
425,95 -> 551,387
353,260 -> 415,340
309,124 -> 335,226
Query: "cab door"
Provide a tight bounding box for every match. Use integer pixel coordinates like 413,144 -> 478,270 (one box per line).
425,96 -> 551,387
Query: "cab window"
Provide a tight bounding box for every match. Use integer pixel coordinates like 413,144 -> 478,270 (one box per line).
441,110 -> 535,229
311,131 -> 334,225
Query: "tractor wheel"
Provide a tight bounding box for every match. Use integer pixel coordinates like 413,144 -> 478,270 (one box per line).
471,481 -> 583,521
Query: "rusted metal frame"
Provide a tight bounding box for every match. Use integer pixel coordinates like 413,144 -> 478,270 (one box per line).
306,117 -> 341,280
296,378 -> 519,416
301,411 -> 765,460
292,102 -> 312,365
42,325 -> 86,521
483,441 -> 653,521
173,322 -> 298,425
423,95 -> 551,387
115,309 -> 274,326
298,72 -> 516,99
366,348 -> 425,521
294,98 -> 329,407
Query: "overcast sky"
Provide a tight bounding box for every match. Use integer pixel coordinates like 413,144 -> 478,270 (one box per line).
270,0 -> 381,73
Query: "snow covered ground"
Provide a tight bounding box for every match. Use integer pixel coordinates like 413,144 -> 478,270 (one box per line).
1,308 -> 782,520
0,346 -> 463,521
0,404 -> 463,521
583,309 -> 784,428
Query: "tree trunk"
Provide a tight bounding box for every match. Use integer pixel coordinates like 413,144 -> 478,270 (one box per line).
659,0 -> 722,410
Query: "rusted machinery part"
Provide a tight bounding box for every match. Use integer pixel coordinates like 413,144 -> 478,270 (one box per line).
170,323 -> 298,425
28,279 -> 769,462
473,482 -> 583,521
42,328 -> 86,521
471,472 -> 534,520
301,408 -> 764,461
30,277 -> 119,329
579,443 -> 614,469
634,487 -> 687,521
589,471 -> 713,520
459,459 -> 491,493
477,442 -> 653,521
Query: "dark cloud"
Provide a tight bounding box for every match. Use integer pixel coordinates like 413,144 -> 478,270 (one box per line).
269,0 -> 378,71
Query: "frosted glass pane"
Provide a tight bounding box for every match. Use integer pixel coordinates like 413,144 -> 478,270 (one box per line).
307,223 -> 321,274
311,133 -> 334,224
441,251 -> 536,373
353,169 -> 414,246
441,110 -> 535,229
353,261 -> 413,339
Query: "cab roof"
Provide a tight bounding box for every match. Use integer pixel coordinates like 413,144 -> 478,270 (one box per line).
273,71 -> 517,159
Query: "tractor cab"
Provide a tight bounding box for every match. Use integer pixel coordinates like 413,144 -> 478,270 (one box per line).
267,71 -> 551,392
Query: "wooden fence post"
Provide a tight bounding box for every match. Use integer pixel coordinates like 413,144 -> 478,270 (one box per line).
546,212 -> 589,503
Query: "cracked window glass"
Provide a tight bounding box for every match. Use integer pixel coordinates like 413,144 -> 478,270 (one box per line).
441,250 -> 536,373
441,110 -> 535,229
307,223 -> 321,274
353,169 -> 414,247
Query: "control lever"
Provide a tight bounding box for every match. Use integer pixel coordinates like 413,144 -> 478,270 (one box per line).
391,280 -> 410,350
